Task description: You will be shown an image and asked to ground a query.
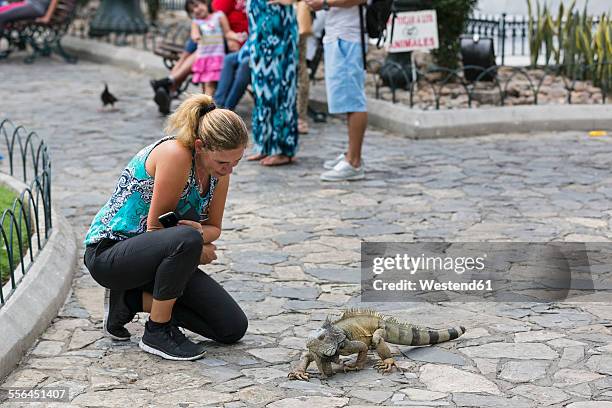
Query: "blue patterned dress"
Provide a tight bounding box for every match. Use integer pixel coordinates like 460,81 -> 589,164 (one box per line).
247,0 -> 298,157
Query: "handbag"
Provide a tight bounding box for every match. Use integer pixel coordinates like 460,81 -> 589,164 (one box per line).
296,2 -> 313,36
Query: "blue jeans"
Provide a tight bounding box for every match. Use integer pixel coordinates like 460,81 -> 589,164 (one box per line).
213,52 -> 250,110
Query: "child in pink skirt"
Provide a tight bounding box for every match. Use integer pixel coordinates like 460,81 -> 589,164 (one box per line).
190,0 -> 240,96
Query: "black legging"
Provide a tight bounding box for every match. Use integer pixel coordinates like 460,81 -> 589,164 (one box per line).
84,226 -> 248,344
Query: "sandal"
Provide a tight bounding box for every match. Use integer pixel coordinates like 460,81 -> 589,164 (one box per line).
260,155 -> 293,166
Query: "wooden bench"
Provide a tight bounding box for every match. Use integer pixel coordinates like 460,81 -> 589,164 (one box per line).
151,23 -> 193,95
0,0 -> 78,63
152,23 -> 190,69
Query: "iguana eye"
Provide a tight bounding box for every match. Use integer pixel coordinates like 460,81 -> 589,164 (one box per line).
318,334 -> 325,341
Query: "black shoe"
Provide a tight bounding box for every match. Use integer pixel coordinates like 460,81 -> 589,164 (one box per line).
154,87 -> 171,115
169,316 -> 207,355
139,321 -> 207,361
103,289 -> 136,341
150,77 -> 173,92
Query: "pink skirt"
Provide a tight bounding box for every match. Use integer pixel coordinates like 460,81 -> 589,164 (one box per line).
192,55 -> 224,83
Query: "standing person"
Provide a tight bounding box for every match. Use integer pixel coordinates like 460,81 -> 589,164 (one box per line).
304,0 -> 366,181
296,2 -> 313,135
191,0 -> 241,96
247,0 -> 298,166
83,94 -> 249,361
0,0 -> 58,29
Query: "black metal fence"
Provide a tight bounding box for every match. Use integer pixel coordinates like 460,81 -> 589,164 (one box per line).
160,0 -> 186,10
68,6 -> 190,52
0,119 -> 52,308
466,13 -> 528,66
466,13 -> 602,66
370,62 -> 611,108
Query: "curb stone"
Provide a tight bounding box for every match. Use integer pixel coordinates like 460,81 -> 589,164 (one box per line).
0,173 -> 78,382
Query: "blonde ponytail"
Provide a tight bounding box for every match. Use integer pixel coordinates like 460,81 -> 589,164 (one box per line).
165,93 -> 248,151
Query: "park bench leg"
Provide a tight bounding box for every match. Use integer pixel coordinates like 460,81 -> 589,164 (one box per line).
54,38 -> 77,64
23,43 -> 42,64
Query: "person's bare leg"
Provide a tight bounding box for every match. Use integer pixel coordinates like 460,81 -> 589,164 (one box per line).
150,298 -> 176,323
170,53 -> 197,92
204,81 -> 216,97
345,111 -> 367,168
170,51 -> 190,77
142,292 -> 153,313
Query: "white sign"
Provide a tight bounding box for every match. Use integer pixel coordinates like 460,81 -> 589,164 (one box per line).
387,10 -> 439,53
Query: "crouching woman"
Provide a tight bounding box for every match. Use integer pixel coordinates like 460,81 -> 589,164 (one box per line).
83,93 -> 248,361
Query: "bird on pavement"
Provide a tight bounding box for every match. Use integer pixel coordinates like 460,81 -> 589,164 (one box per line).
101,83 -> 118,109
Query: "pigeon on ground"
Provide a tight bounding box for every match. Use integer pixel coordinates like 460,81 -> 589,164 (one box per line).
101,83 -> 118,108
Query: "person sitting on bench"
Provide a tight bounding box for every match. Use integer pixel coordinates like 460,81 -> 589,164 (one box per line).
0,0 -> 59,29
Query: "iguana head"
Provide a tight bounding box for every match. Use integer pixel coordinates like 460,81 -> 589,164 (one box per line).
306,317 -> 347,358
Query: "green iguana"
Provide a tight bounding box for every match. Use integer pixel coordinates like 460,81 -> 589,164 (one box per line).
288,309 -> 466,381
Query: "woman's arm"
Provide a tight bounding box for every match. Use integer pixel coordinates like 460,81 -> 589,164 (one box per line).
218,13 -> 241,51
219,13 -> 238,40
36,0 -> 59,23
146,142 -> 192,231
200,174 -> 230,243
191,21 -> 201,42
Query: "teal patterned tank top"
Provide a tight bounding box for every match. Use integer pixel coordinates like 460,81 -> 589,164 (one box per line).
84,137 -> 218,245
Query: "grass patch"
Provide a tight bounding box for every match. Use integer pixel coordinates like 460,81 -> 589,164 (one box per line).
0,184 -> 31,286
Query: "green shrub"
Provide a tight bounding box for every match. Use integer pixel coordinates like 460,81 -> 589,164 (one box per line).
431,0 -> 479,69
527,0 -> 612,87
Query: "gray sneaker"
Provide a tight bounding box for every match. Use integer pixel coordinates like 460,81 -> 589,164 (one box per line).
323,153 -> 346,170
320,159 -> 365,181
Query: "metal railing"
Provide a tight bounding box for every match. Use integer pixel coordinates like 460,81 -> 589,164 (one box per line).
68,7 -> 190,52
466,13 -> 602,66
0,119 -> 52,308
370,62 -> 611,108
160,0 -> 186,10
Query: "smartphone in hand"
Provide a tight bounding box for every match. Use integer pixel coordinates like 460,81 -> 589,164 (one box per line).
158,211 -> 179,228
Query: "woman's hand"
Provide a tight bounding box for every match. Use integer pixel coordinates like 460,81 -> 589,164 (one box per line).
268,0 -> 294,5
227,39 -> 241,52
226,30 -> 240,42
225,31 -> 242,52
178,219 -> 205,240
200,243 -> 217,265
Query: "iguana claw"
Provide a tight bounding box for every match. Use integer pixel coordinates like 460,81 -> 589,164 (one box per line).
340,362 -> 364,373
374,358 -> 403,373
288,370 -> 310,381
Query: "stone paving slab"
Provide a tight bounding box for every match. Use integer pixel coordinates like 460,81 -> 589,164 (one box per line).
1,56 -> 612,407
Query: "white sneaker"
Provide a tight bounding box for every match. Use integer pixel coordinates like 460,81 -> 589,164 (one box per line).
320,159 -> 365,181
323,153 -> 346,170
324,153 -> 366,170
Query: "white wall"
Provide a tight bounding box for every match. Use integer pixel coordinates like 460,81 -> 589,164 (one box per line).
475,0 -> 610,17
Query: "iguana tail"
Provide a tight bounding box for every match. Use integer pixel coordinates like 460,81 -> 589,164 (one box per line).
385,320 -> 466,346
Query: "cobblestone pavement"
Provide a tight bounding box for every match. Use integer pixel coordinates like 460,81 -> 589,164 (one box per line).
1,57 -> 612,408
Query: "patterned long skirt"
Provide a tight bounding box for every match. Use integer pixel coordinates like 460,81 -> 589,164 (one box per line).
247,0 -> 299,157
